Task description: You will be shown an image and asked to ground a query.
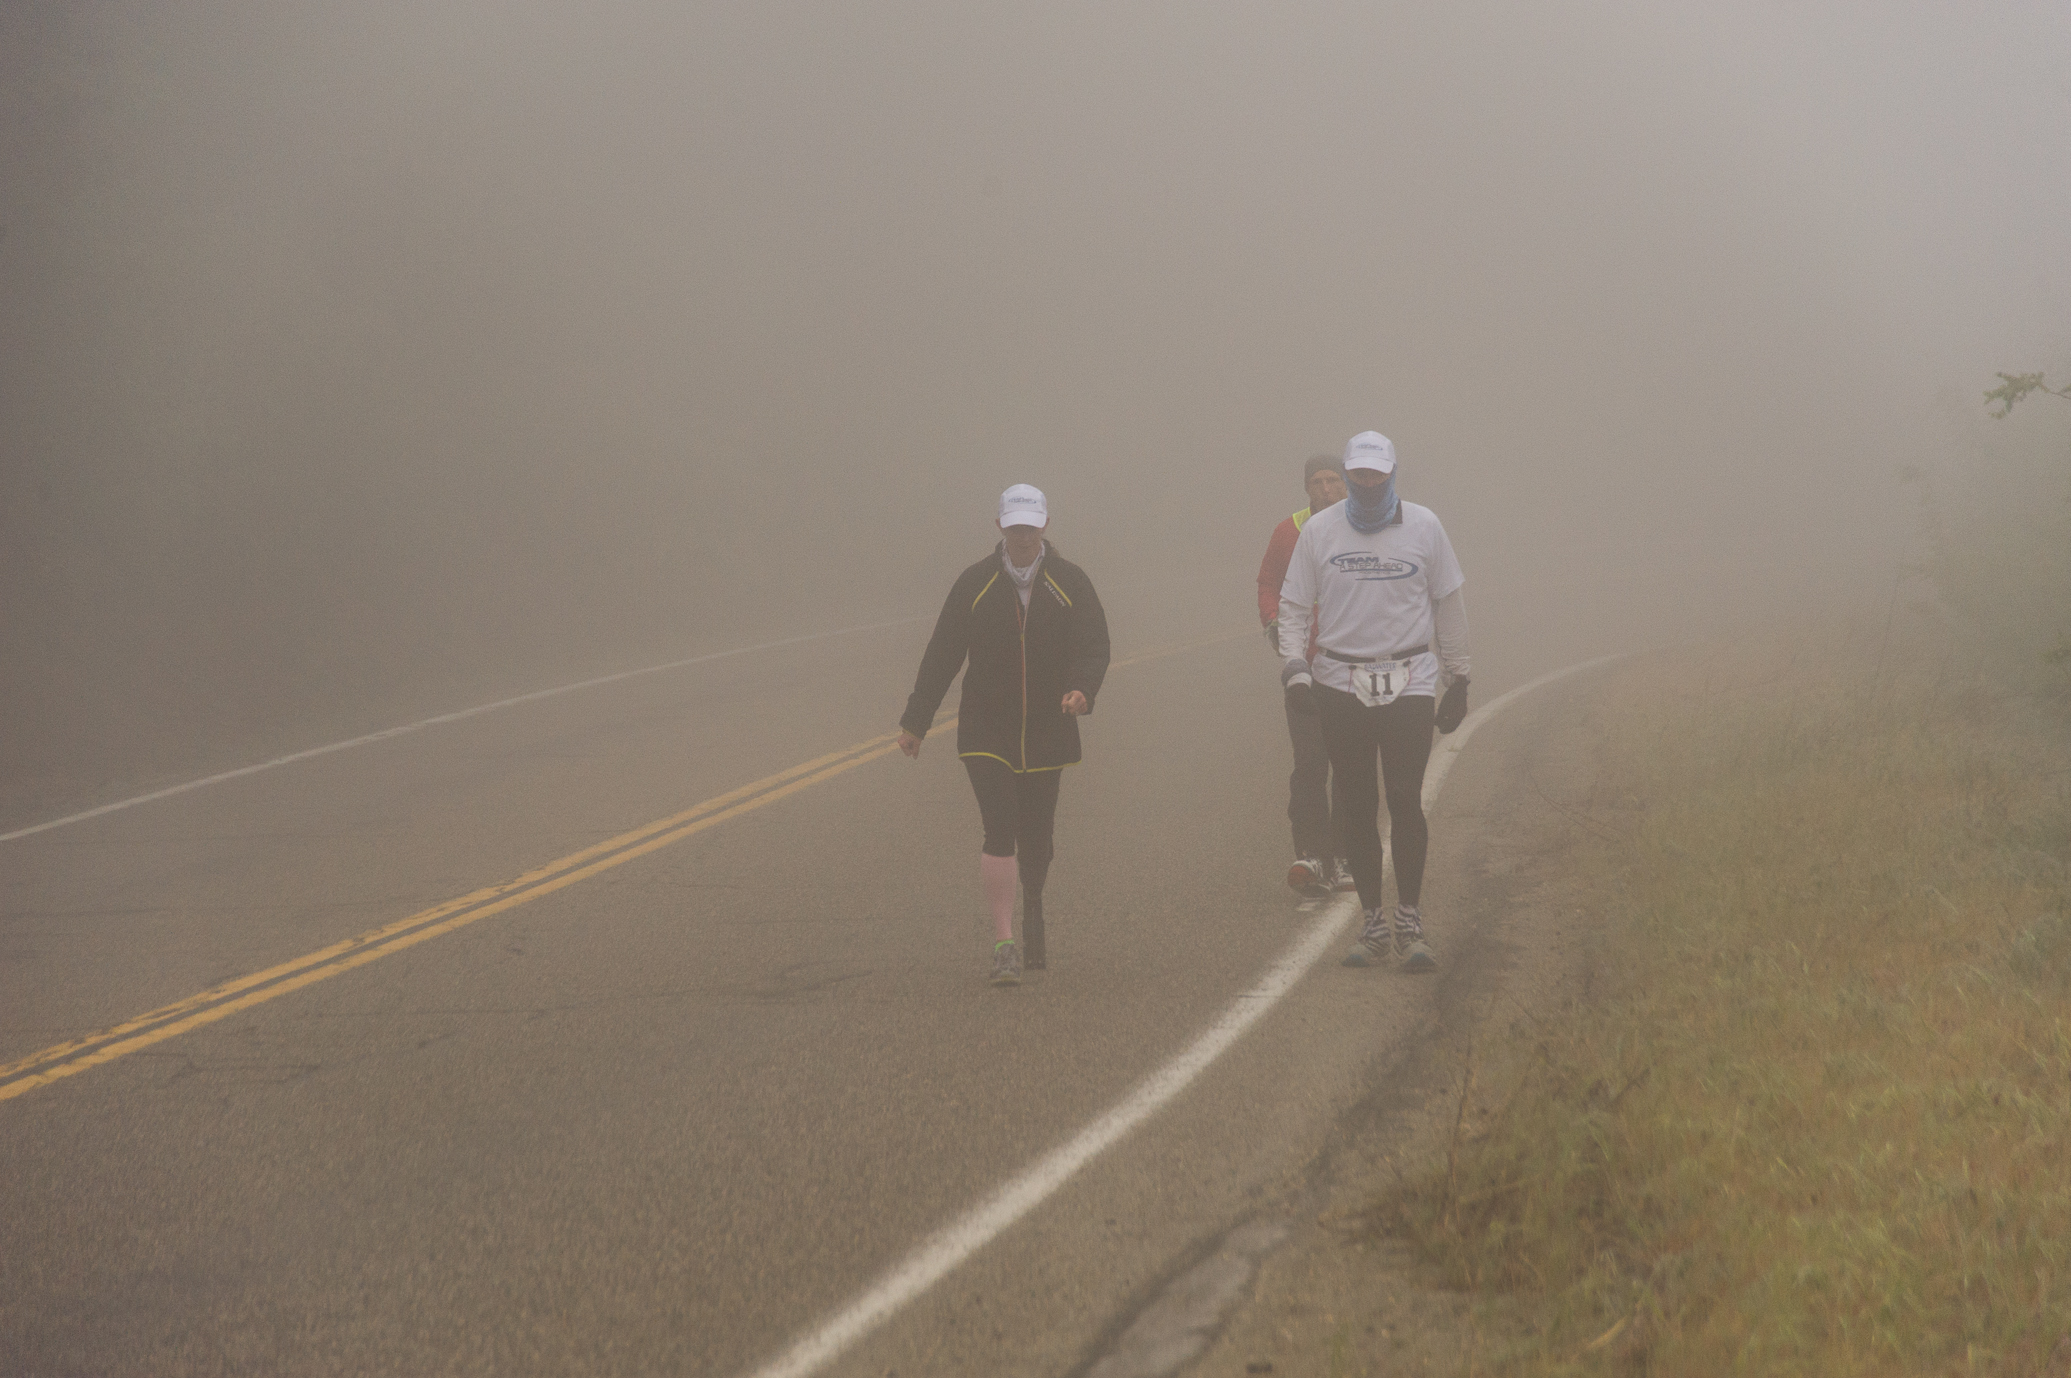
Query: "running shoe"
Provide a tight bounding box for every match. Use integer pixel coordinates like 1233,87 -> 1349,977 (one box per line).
1328,859 -> 1357,892
1394,905 -> 1437,972
1342,908 -> 1390,967
1286,856 -> 1329,898
989,939 -> 1022,987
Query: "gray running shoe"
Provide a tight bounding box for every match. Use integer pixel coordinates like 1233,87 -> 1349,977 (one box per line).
1328,859 -> 1357,892
1286,856 -> 1329,897
1342,908 -> 1390,967
1394,905 -> 1437,972
989,940 -> 1022,987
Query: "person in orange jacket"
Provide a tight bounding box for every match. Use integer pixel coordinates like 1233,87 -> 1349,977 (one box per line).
1257,455 -> 1353,897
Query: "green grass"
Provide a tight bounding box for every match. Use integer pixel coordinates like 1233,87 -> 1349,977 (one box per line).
1372,646 -> 2071,1375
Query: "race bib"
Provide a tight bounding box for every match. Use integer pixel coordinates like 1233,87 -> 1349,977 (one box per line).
1349,658 -> 1410,708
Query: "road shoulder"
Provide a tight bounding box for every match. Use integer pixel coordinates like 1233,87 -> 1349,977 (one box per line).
1179,683 -> 1613,1378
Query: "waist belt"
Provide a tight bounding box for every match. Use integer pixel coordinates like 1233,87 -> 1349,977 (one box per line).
1322,644 -> 1428,664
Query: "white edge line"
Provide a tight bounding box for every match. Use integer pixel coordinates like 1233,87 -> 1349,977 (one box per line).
0,615 -> 931,845
742,651 -> 1627,1378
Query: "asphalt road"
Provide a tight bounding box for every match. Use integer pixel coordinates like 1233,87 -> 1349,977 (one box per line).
0,610 -> 1594,1377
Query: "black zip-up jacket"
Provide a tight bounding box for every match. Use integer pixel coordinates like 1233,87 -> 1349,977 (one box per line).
900,543 -> 1111,771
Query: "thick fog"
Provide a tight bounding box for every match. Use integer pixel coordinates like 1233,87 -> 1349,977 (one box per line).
4,1 -> 2067,806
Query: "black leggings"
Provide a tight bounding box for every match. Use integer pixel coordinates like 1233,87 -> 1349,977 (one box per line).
963,757 -> 1062,894
1317,687 -> 1435,911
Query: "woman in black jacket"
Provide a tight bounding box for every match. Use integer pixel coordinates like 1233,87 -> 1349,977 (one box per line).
897,484 -> 1110,986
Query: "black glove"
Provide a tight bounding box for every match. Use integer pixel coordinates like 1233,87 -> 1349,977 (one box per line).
1263,620 -> 1280,651
1435,678 -> 1469,734
1285,680 -> 1316,715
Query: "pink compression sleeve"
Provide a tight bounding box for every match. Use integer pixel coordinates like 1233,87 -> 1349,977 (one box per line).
981,853 -> 1018,943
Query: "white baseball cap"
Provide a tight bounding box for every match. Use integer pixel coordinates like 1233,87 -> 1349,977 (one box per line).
1342,431 -> 1397,474
998,483 -> 1048,528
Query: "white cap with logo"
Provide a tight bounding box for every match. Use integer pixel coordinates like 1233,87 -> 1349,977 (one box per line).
998,483 -> 1049,528
1342,431 -> 1397,474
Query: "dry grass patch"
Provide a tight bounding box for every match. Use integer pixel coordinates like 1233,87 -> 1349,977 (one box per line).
1373,641 -> 2071,1375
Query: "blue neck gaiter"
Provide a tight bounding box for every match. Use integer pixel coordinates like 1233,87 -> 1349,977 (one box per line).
1345,474 -> 1398,533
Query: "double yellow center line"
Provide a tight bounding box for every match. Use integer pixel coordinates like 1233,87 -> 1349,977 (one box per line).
0,727 -> 932,1103
0,627 -> 1246,1104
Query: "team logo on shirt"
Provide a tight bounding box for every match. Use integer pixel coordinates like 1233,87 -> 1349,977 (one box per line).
1328,552 -> 1420,581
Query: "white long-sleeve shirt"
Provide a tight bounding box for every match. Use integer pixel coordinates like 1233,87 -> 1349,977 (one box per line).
1276,500 -> 1470,697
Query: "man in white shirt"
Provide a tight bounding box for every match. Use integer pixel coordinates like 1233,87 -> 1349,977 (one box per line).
1276,431 -> 1471,971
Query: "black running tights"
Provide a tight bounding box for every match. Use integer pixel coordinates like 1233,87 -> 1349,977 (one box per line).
1318,687 -> 1435,911
963,757 -> 1062,894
